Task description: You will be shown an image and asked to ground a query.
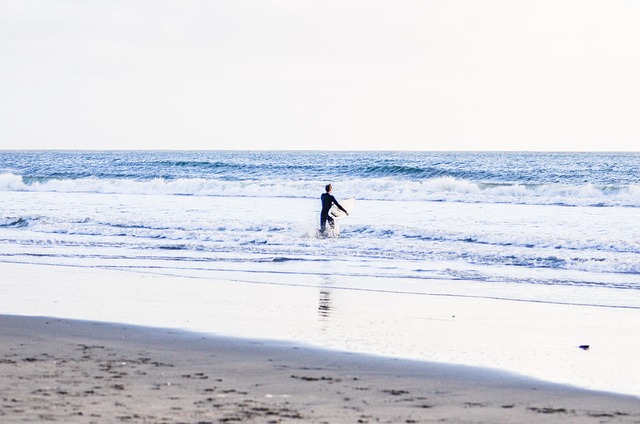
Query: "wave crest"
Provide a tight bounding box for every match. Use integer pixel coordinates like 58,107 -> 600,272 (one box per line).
3,173 -> 640,207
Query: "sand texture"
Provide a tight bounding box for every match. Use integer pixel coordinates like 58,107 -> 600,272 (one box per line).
1,315 -> 639,423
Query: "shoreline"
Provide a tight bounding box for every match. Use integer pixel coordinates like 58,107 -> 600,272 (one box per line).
2,315 -> 639,423
1,261 -> 639,398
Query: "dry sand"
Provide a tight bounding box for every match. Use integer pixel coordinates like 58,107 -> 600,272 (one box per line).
1,315 -> 639,423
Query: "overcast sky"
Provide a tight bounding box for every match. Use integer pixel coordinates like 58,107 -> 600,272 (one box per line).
2,1 -> 640,151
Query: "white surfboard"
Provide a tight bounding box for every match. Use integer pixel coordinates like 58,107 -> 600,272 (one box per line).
329,197 -> 355,220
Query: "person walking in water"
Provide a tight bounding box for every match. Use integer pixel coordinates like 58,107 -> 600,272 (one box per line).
320,184 -> 348,234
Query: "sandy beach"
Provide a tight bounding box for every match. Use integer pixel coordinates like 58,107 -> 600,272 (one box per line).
1,315 -> 639,423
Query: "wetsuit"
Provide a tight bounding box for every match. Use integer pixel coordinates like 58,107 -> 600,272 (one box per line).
320,193 -> 347,233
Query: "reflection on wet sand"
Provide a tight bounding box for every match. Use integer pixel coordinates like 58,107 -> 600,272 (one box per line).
318,290 -> 332,319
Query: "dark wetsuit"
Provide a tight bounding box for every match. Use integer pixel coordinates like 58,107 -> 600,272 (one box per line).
320,193 -> 347,233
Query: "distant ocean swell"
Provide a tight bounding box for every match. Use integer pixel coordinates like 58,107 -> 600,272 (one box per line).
3,173 -> 640,207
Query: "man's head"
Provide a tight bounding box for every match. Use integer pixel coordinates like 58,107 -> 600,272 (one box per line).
325,184 -> 332,193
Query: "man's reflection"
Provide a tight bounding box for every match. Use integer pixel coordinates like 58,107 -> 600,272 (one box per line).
318,290 -> 332,319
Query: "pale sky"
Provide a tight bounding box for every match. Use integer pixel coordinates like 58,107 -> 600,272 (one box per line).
2,0 -> 640,151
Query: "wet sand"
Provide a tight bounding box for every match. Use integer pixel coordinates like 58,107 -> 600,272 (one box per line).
1,315 -> 639,423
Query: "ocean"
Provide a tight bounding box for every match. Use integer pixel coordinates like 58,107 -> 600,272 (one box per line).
1,150 -> 640,396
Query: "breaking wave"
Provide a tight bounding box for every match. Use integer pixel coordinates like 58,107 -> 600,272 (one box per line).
3,172 -> 640,207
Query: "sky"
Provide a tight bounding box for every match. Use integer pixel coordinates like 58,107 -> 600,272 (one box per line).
1,1 -> 640,151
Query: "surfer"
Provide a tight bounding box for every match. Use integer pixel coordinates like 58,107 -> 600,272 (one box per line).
320,184 -> 348,233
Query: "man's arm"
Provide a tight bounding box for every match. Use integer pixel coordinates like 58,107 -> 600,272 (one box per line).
333,197 -> 348,214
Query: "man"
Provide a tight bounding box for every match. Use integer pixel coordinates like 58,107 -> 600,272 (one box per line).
320,184 -> 348,234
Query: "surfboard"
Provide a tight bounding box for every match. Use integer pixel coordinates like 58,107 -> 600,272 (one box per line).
329,197 -> 355,220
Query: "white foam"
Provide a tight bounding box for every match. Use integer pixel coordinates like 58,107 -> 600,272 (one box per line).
4,173 -> 640,207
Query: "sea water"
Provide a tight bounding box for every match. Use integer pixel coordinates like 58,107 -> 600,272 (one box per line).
1,151 -> 639,395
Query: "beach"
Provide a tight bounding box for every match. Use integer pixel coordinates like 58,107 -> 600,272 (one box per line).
1,261 -> 640,423
2,315 -> 640,424
2,261 -> 639,399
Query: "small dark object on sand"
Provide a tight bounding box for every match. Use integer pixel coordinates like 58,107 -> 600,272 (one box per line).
579,345 -> 590,351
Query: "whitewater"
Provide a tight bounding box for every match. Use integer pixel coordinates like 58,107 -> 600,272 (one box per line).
1,150 -> 639,396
